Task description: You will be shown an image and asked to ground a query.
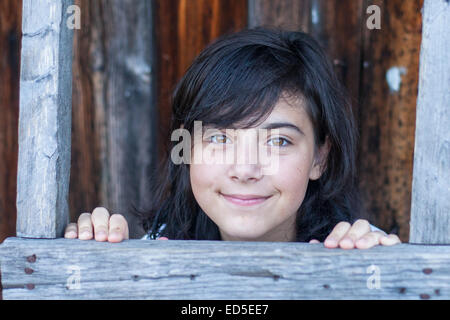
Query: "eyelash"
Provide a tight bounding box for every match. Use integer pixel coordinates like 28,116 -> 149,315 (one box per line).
267,137 -> 291,147
208,134 -> 292,147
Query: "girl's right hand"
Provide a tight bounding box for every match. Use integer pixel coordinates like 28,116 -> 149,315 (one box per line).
64,207 -> 129,243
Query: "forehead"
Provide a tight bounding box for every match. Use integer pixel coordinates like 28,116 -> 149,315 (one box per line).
256,94 -> 311,127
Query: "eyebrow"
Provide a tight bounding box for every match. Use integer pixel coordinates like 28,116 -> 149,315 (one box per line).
260,122 -> 304,135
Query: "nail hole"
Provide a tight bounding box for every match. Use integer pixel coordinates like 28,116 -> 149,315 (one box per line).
26,254 -> 36,263
423,268 -> 432,275
24,267 -> 34,274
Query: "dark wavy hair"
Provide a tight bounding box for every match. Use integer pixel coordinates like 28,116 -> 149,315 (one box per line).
133,27 -> 361,242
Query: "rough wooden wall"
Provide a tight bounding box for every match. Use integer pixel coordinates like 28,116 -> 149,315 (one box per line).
0,0 -> 21,243
0,0 -> 423,242
357,0 -> 422,241
70,0 -> 157,238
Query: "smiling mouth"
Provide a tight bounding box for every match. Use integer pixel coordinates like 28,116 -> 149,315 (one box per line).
220,193 -> 272,207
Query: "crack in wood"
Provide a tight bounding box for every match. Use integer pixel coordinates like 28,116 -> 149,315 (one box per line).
23,26 -> 54,38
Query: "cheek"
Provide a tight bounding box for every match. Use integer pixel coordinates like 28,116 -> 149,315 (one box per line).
274,153 -> 313,203
190,163 -> 222,202
190,164 -> 209,195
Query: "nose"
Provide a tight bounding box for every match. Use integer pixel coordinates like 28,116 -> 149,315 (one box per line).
227,129 -> 263,182
228,163 -> 263,183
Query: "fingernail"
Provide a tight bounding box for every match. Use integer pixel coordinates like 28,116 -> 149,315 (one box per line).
341,237 -> 353,245
325,238 -> 337,246
96,231 -> 106,238
381,236 -> 392,243
65,231 -> 76,238
80,231 -> 91,239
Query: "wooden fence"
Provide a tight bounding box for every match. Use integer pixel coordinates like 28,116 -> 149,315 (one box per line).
0,0 -> 449,299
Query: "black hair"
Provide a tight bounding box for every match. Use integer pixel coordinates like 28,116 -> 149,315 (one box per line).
133,27 -> 361,242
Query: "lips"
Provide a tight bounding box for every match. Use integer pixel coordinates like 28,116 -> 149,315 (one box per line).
220,193 -> 271,206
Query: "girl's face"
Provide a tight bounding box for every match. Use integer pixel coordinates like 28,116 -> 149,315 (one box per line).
190,95 -> 328,242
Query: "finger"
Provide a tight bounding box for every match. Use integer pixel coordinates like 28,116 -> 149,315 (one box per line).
91,207 -> 110,241
64,223 -> 78,239
77,212 -> 93,240
324,222 -> 352,248
355,231 -> 386,249
380,234 -> 402,246
157,237 -> 169,240
339,219 -> 371,249
108,214 -> 129,243
309,239 -> 320,244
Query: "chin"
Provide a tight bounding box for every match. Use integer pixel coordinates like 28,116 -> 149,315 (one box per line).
220,224 -> 269,241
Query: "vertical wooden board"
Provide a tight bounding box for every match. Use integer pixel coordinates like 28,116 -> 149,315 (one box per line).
0,0 -> 22,242
357,0 -> 423,241
70,0 -> 103,225
410,0 -> 450,244
307,0 -> 364,111
16,0 -> 74,238
154,0 -> 248,162
69,0 -> 157,238
248,0 -> 311,32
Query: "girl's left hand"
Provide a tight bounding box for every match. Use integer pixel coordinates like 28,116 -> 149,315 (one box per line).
309,219 -> 401,249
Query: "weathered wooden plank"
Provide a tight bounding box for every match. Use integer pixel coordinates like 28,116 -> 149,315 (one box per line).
410,0 -> 450,244
248,0 -> 311,32
1,238 -> 449,299
69,0 -> 157,238
0,0 -> 22,242
357,0 -> 423,241
307,0 -> 364,113
16,0 -> 74,238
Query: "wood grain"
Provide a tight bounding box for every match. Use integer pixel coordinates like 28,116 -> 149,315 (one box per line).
410,0 -> 450,244
248,0 -> 311,32
1,237 -> 450,299
0,0 -> 22,242
70,0 -> 157,238
16,0 -> 74,238
357,0 -> 423,241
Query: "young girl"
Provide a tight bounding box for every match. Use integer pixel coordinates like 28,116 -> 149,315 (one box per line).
65,27 -> 401,249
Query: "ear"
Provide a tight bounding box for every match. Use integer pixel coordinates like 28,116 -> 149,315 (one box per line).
309,136 -> 331,180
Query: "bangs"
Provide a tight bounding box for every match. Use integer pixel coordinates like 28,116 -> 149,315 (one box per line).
179,42 -> 305,131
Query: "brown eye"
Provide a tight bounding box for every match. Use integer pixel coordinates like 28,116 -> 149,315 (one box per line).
268,137 -> 290,147
210,134 -> 231,144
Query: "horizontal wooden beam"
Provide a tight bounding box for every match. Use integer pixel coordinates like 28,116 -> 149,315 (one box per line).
1,238 -> 449,299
